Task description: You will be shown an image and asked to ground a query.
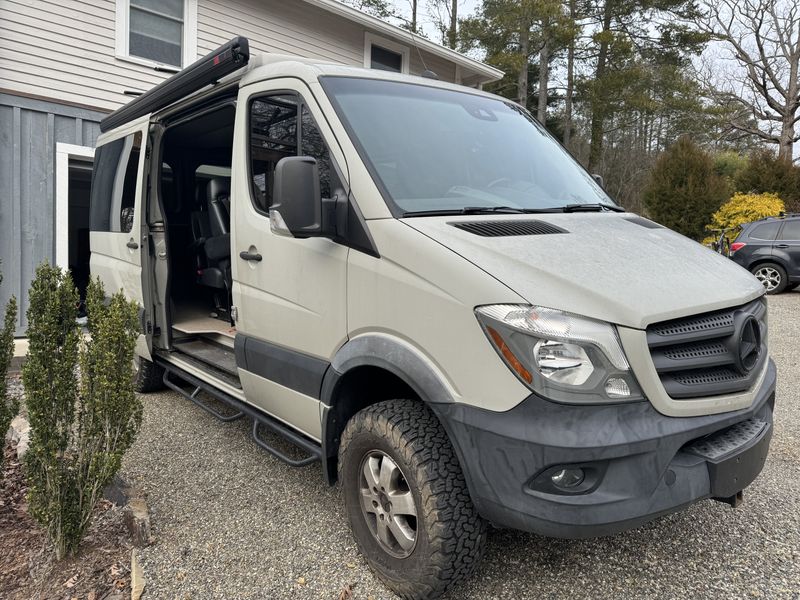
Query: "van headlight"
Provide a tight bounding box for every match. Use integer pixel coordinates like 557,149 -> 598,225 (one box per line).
475,304 -> 643,403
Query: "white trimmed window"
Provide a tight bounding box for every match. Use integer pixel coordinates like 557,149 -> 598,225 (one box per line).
116,0 -> 197,68
364,32 -> 409,74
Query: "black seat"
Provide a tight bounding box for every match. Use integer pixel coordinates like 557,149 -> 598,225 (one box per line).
207,177 -> 230,236
198,177 -> 232,296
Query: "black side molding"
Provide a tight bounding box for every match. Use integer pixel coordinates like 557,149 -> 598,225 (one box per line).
236,334 -> 329,399
100,36 -> 250,133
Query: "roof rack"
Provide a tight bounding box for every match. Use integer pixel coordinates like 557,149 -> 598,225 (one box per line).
100,36 -> 250,133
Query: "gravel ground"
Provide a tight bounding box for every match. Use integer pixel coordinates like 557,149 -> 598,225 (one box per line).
121,291 -> 800,600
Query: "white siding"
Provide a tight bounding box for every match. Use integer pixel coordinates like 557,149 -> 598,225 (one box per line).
0,0 -> 458,113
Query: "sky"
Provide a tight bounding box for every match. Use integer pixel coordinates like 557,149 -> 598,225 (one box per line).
388,0 -> 481,42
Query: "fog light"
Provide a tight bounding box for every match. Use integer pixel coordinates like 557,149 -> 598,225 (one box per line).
605,377 -> 631,398
551,467 -> 585,489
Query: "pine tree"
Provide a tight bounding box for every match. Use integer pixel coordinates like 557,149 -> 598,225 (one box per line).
642,137 -> 730,240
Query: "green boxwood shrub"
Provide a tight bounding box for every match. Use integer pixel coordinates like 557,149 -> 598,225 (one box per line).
0,266 -> 19,478
23,263 -> 141,559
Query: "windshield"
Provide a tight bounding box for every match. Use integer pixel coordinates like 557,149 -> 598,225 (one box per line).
321,77 -> 616,215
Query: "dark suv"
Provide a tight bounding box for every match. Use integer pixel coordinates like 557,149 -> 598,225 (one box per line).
730,214 -> 800,294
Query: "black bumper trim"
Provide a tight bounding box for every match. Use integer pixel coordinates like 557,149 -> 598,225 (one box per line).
431,359 -> 776,539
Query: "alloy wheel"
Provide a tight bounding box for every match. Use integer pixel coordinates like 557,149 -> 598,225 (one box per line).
754,266 -> 781,292
359,450 -> 418,558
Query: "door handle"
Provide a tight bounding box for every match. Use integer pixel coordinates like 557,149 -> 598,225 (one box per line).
775,244 -> 789,248
239,250 -> 262,262
127,239 -> 139,250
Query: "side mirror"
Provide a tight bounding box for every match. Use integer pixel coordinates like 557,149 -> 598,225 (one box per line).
592,173 -> 604,188
271,156 -> 321,237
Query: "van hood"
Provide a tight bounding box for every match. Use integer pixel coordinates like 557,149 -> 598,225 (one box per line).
402,213 -> 764,329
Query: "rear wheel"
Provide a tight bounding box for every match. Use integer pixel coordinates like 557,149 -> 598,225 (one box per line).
339,400 -> 486,599
133,354 -> 165,393
751,262 -> 788,294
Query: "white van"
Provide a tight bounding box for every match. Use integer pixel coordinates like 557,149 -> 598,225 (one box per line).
90,38 -> 775,598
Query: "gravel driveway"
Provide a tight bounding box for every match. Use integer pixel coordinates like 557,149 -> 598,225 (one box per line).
121,291 -> 800,599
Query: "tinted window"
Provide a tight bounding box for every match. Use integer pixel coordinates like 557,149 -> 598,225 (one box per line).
778,220 -> 800,241
371,45 -> 403,72
749,222 -> 780,241
89,132 -> 142,233
249,95 -> 335,213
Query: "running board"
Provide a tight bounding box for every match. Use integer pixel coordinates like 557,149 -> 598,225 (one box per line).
157,359 -> 321,468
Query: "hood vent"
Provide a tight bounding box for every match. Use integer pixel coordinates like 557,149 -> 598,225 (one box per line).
625,216 -> 663,229
452,220 -> 567,237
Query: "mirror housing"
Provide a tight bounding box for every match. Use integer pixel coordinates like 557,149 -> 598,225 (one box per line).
592,173 -> 604,188
271,156 -> 322,237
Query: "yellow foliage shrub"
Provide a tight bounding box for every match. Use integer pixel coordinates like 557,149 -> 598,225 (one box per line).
703,192 -> 785,245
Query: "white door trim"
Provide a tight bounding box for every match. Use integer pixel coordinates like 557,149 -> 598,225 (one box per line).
55,143 -> 95,270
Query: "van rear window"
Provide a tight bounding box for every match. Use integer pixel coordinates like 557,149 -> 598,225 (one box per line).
90,132 -> 142,233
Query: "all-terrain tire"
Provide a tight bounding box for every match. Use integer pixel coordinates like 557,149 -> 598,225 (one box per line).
133,354 -> 165,393
338,400 -> 487,600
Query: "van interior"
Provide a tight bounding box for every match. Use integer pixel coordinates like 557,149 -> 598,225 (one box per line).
157,101 -> 239,385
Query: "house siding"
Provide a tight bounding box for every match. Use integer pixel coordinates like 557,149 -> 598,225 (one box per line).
0,0 -> 459,114
0,94 -> 105,334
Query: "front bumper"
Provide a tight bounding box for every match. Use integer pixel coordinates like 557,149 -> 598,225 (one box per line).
432,359 -> 776,538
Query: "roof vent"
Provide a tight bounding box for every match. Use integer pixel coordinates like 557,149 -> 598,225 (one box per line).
451,220 -> 567,237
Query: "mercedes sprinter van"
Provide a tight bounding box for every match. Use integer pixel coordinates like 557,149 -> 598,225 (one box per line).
90,38 -> 775,599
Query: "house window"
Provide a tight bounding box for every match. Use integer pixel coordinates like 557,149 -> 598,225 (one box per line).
364,33 -> 409,75
116,0 -> 197,68
370,45 -> 403,72
129,0 -> 184,67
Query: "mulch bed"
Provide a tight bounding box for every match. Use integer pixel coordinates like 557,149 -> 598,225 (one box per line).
0,441 -> 133,600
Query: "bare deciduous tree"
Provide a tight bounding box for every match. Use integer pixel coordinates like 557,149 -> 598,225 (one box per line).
701,0 -> 800,161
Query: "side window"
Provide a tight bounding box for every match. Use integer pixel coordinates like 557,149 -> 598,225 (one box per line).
250,95 -> 298,212
749,222 -> 780,241
89,131 -> 142,233
249,95 -> 337,214
778,220 -> 800,241
301,105 -> 332,199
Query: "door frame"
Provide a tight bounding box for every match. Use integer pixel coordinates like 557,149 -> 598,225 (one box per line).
55,142 -> 95,270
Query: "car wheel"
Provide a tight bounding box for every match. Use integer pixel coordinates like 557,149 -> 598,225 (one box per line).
133,354 -> 165,393
751,263 -> 788,294
339,400 -> 486,599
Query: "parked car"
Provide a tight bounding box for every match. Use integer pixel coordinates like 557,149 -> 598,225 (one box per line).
730,214 -> 800,294
90,38 -> 776,599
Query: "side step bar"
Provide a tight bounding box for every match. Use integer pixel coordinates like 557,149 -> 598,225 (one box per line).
157,359 -> 321,468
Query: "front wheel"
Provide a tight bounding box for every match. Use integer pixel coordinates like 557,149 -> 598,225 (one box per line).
339,400 -> 486,599
751,262 -> 788,294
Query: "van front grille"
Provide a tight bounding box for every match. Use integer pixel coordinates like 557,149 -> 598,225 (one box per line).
646,298 -> 767,399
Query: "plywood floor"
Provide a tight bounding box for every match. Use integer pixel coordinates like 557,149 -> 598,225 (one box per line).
172,305 -> 236,338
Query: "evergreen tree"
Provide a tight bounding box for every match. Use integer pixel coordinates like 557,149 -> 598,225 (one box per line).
735,149 -> 800,212
642,137 -> 729,240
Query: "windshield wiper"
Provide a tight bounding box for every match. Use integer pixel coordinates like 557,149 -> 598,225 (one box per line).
560,203 -> 625,213
403,206 -> 560,217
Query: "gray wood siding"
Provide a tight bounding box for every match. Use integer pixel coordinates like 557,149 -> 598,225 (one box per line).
0,0 -> 459,114
0,94 -> 104,333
